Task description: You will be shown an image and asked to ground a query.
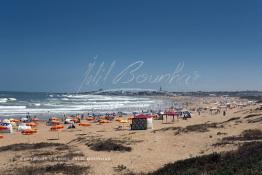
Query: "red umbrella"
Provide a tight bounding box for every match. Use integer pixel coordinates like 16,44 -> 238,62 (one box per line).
0,126 -> 7,131
135,114 -> 154,118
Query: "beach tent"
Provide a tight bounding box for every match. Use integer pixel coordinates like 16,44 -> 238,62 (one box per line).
133,114 -> 154,129
162,111 -> 178,123
0,122 -> 13,133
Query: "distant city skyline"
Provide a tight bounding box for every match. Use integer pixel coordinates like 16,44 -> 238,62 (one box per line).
0,0 -> 262,92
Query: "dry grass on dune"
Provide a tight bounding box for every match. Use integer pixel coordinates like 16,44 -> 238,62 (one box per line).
143,142 -> 262,175
0,142 -> 88,175
0,142 -> 69,152
153,122 -> 224,135
3,163 -> 90,175
119,142 -> 262,175
213,129 -> 262,147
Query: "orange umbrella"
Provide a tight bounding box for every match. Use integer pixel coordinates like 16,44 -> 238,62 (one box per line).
22,128 -> 37,135
116,119 -> 129,130
50,125 -> 64,130
21,129 -> 36,143
26,122 -> 37,127
50,125 -> 64,140
0,135 -> 4,139
86,117 -> 95,121
79,122 -> 91,127
10,119 -> 20,123
120,120 -> 128,123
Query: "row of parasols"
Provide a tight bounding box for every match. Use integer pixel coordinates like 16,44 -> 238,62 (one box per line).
0,116 -> 135,140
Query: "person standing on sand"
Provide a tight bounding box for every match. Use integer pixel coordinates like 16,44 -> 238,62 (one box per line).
198,108 -> 201,116
223,111 -> 226,116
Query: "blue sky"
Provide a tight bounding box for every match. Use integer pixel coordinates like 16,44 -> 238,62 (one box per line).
0,0 -> 261,92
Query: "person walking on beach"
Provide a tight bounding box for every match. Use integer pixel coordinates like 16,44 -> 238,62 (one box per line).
223,111 -> 226,116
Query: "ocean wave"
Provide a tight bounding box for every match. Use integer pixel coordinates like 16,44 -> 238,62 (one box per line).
0,98 -> 8,103
0,98 -> 17,103
34,103 -> 41,107
0,106 -> 26,109
0,93 -> 169,116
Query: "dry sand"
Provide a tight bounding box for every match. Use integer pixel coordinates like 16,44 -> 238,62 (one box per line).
0,97 -> 261,175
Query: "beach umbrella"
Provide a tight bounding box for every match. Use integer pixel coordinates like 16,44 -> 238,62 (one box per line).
9,119 -> 20,123
116,119 -> 129,130
51,125 -> 64,130
86,117 -> 95,121
50,125 -> 64,140
22,128 -> 37,134
26,122 -> 37,127
98,120 -> 110,131
0,126 -> 7,131
21,128 -> 37,143
79,122 -> 91,135
79,122 -> 91,127
0,135 -> 4,139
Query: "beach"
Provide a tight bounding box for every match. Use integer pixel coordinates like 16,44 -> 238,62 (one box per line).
0,95 -> 261,175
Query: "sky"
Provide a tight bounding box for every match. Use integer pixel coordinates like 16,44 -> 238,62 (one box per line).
0,0 -> 262,92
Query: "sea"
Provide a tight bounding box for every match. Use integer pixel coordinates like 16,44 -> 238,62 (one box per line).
0,91 -> 174,118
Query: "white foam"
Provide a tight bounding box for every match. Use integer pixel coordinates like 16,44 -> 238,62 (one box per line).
8,98 -> 16,101
0,98 -> 8,103
0,98 -> 17,103
0,94 -> 168,116
0,106 -> 26,109
34,103 -> 41,107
